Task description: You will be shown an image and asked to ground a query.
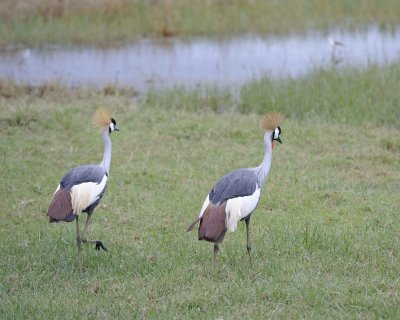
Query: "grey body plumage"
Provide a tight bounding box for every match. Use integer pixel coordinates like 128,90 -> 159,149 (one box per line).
60,164 -> 106,189
209,168 -> 258,205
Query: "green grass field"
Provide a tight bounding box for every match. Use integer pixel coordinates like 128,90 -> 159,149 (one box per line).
1,63 -> 399,318
1,0 -> 400,45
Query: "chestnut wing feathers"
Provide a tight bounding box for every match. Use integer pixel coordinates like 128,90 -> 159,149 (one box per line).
198,202 -> 227,243
47,188 -> 73,222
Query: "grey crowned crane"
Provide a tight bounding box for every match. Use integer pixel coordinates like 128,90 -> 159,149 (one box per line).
187,112 -> 283,268
47,108 -> 119,252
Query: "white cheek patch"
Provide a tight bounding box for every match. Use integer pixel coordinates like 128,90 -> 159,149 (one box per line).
274,128 -> 279,139
109,122 -> 115,131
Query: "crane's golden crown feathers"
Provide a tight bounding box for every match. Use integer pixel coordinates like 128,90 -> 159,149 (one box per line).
261,112 -> 284,131
93,108 -> 112,128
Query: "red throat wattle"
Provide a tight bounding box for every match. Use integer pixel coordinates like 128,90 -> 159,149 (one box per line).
272,141 -> 275,150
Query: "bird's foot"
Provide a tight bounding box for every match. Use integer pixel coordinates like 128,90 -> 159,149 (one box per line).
95,241 -> 107,251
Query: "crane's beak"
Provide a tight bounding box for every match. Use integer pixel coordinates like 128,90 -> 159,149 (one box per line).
276,137 -> 282,144
114,126 -> 120,131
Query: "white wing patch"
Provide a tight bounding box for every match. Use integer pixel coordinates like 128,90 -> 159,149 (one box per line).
53,184 -> 60,196
70,175 -> 107,214
225,187 -> 261,232
198,195 -> 210,218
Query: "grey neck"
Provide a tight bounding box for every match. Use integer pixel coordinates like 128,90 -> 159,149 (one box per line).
255,131 -> 273,187
100,128 -> 112,174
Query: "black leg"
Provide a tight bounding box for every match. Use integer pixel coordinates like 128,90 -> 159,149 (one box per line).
81,212 -> 92,240
213,243 -> 219,270
245,217 -> 252,267
76,215 -> 81,252
80,212 -> 107,251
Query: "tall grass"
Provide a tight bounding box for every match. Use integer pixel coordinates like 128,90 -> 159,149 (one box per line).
1,0 -> 400,45
141,63 -> 400,128
239,64 -> 400,127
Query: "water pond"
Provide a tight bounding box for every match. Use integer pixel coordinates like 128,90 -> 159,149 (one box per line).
0,26 -> 399,91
